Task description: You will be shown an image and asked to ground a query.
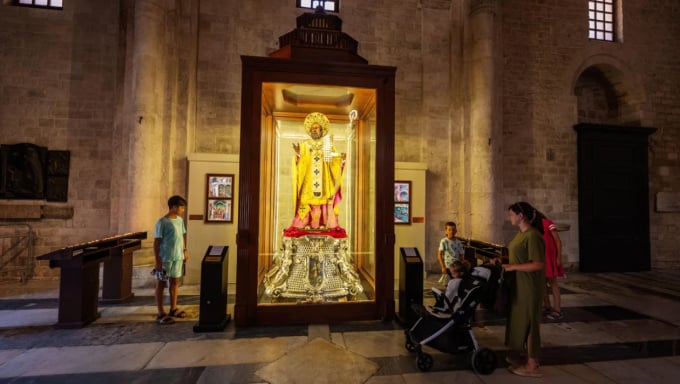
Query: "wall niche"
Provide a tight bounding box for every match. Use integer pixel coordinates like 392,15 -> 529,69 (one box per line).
0,143 -> 70,202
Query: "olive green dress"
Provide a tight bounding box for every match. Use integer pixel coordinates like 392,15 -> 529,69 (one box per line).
505,228 -> 545,358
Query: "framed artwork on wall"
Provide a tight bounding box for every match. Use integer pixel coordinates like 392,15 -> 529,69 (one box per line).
394,181 -> 411,224
205,174 -> 234,223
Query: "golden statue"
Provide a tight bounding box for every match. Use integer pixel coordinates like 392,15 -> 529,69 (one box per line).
286,112 -> 346,236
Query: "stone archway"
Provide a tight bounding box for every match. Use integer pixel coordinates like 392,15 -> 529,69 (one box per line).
572,57 -> 655,272
571,55 -> 647,126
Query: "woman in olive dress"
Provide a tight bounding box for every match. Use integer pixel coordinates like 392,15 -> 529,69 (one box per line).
503,201 -> 546,378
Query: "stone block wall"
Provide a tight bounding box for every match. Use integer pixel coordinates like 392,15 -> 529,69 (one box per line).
500,0 -> 680,268
0,0 -> 678,280
0,1 -> 122,277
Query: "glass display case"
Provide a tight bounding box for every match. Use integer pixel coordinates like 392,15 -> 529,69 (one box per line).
257,83 -> 377,305
236,56 -> 395,326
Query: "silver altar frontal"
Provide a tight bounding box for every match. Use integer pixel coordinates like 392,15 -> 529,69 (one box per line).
263,235 -> 364,302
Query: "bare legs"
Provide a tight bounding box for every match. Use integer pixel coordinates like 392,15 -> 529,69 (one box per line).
524,333 -> 541,372
544,277 -> 562,319
155,277 -> 180,315
548,277 -> 561,313
155,280 -> 167,315
169,277 -> 180,311
508,333 -> 542,377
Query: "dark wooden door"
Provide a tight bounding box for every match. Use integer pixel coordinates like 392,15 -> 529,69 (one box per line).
575,124 -> 656,272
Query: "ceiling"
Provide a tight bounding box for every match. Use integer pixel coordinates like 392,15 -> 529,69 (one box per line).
263,82 -> 376,124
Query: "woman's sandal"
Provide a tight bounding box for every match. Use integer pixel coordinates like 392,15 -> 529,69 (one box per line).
156,313 -> 175,325
546,310 -> 564,320
168,308 -> 187,318
505,355 -> 525,368
509,365 -> 543,378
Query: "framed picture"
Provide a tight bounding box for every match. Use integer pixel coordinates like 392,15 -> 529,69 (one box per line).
394,181 -> 411,224
205,174 -> 234,223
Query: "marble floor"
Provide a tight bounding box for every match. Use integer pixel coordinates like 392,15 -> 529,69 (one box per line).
1,270 -> 680,383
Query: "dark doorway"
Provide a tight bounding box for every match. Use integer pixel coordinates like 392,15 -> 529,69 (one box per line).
575,124 -> 656,272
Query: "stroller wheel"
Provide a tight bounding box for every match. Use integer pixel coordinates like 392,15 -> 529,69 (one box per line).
471,348 -> 496,375
416,352 -> 434,372
404,333 -> 417,352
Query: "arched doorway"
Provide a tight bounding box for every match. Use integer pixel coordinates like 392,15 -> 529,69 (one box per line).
573,64 -> 656,272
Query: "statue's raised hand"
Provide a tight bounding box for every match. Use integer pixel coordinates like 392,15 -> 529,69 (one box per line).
292,142 -> 300,156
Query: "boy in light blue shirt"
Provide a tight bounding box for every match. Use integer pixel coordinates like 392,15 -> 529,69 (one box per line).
153,195 -> 188,324
437,221 -> 465,280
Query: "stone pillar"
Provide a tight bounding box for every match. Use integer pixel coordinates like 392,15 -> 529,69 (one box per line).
467,0 -> 502,243
120,0 -> 166,237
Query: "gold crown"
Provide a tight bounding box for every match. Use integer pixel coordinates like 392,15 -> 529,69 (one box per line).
303,112 -> 330,136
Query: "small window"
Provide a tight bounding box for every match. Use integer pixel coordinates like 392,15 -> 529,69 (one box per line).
588,0 -> 615,41
297,0 -> 339,13
14,0 -> 63,9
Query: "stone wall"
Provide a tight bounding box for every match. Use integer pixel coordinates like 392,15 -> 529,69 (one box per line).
0,0 -> 122,277
187,0 -> 679,269
634,2 -> 680,269
0,0 -> 678,280
499,0 -> 680,268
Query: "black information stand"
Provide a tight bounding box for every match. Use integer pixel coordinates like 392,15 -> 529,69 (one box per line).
193,245 -> 231,332
397,247 -> 423,326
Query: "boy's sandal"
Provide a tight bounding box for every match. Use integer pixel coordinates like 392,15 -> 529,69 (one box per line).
156,313 -> 175,325
546,310 -> 564,320
168,308 -> 187,318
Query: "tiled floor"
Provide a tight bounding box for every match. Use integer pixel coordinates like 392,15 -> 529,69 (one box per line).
1,270 -> 680,383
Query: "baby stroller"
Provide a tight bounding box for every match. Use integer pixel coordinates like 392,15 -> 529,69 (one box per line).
404,263 -> 502,374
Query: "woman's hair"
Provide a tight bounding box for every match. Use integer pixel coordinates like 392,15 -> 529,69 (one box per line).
508,201 -> 544,234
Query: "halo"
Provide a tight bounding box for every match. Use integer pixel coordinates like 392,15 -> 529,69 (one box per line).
303,112 -> 330,137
